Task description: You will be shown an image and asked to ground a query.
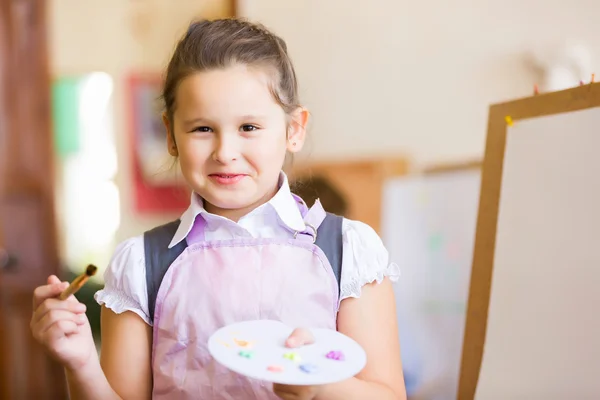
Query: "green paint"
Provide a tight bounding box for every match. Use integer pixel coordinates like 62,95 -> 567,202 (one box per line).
428,233 -> 444,252
239,350 -> 254,359
283,352 -> 301,362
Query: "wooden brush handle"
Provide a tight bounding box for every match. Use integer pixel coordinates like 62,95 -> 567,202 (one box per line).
58,275 -> 89,300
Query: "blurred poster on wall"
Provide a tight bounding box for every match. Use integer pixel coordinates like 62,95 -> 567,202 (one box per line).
127,73 -> 189,214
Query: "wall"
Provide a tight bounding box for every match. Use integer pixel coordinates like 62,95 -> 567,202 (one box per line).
240,0 -> 600,166
48,0 -> 233,242
49,0 -> 600,242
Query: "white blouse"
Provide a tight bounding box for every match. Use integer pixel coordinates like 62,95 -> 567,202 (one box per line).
95,174 -> 400,326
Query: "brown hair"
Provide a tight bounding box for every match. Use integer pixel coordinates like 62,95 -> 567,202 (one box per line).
162,18 -> 300,129
291,175 -> 349,216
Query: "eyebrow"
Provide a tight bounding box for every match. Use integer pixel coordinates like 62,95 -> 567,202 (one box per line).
182,115 -> 267,126
238,114 -> 267,121
182,117 -> 211,126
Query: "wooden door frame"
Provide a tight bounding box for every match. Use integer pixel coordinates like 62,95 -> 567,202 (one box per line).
0,0 -> 66,398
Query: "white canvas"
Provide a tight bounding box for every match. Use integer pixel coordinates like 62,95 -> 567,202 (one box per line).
475,107 -> 600,399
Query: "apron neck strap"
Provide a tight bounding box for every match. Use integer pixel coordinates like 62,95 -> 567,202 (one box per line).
291,194 -> 326,243
186,214 -> 206,244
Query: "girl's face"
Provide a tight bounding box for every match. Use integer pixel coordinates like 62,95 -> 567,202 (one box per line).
165,64 -> 307,220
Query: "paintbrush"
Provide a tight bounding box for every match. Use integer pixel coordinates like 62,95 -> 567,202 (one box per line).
58,264 -> 98,300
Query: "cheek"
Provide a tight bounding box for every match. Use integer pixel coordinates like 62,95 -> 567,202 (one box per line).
178,141 -> 210,169
247,135 -> 287,164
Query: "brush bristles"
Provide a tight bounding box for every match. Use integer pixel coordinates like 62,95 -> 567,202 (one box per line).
86,264 -> 98,276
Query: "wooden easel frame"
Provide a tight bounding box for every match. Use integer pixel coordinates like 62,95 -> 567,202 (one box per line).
422,159 -> 481,175
457,82 -> 600,399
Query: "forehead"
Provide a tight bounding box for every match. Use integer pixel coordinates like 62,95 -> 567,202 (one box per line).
174,64 -> 284,119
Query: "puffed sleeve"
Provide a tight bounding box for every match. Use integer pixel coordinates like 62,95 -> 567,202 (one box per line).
93,235 -> 152,325
339,219 -> 401,301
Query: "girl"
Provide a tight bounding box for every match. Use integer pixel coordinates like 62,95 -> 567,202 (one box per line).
31,18 -> 406,400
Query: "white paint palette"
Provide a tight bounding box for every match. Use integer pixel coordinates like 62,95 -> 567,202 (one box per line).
208,320 -> 367,386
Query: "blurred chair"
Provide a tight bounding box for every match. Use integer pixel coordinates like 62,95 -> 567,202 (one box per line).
289,157 -> 410,232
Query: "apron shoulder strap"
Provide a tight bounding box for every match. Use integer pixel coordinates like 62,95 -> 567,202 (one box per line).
315,212 -> 344,293
143,220 -> 188,324
143,213 -> 344,323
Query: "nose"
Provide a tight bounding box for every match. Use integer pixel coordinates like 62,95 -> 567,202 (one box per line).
212,133 -> 239,164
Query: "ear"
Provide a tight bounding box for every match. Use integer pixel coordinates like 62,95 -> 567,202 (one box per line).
286,107 -> 309,153
163,113 -> 178,156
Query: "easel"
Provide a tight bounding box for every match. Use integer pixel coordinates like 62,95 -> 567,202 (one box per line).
422,159 -> 481,175
383,160 -> 481,400
457,82 -> 600,399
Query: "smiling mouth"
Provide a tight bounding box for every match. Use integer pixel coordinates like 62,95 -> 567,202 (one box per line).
208,174 -> 247,185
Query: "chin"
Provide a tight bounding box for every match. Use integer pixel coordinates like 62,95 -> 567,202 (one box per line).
202,192 -> 256,211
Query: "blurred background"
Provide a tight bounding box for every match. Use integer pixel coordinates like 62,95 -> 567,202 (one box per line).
0,0 -> 598,398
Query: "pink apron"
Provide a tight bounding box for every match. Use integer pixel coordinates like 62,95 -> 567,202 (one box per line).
151,200 -> 339,399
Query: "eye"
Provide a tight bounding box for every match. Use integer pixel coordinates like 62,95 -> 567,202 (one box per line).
191,126 -> 212,133
240,124 -> 259,132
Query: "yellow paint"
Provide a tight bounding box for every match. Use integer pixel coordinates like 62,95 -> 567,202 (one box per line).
234,338 -> 254,348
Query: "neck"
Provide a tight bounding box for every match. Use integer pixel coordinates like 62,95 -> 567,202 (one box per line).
202,185 -> 279,222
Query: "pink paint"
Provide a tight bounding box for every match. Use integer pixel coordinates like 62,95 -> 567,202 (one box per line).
267,365 -> 283,373
325,350 -> 345,361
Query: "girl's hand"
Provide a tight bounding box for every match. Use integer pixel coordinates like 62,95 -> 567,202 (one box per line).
30,275 -> 97,372
273,328 -> 324,400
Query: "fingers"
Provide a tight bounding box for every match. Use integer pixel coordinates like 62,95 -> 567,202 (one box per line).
31,276 -> 87,343
32,297 -> 86,324
273,383 -> 318,400
30,276 -> 90,359
273,383 -> 296,400
275,329 -> 318,399
49,275 -> 80,303
36,308 -> 87,330
31,306 -> 87,338
36,319 -> 81,344
33,278 -> 69,311
47,275 -> 61,285
31,307 -> 87,344
285,327 -> 315,348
